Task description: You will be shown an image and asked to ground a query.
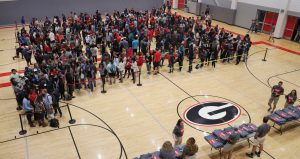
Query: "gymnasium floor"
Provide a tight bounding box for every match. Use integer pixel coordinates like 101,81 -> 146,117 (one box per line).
0,10 -> 300,159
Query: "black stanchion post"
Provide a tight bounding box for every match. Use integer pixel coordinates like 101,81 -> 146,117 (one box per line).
18,114 -> 27,135
67,104 -> 76,124
262,48 -> 268,61
101,81 -> 107,93
137,71 -> 142,86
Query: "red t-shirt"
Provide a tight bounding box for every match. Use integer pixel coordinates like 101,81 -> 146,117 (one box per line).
137,56 -> 144,66
154,51 -> 161,62
128,48 -> 133,58
116,35 -> 121,43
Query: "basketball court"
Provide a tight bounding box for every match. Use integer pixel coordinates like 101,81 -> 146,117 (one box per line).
0,4 -> 300,159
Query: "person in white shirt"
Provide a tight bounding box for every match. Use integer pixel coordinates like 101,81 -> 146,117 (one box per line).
131,58 -> 138,84
118,57 -> 125,83
49,31 -> 55,42
85,35 -> 91,46
91,45 -> 98,63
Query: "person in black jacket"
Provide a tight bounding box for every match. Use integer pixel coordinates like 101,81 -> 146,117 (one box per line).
65,66 -> 75,98
235,43 -> 244,65
145,52 -> 152,75
58,75 -> 65,100
188,43 -> 194,73
168,46 -> 175,73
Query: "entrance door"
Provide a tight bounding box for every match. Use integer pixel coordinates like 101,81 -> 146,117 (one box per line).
283,15 -> 297,40
178,0 -> 185,9
262,11 -> 278,33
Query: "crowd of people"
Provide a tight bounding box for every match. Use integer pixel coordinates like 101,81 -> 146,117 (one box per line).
6,2 -> 299,159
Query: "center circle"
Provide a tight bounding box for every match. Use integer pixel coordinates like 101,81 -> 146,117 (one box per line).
183,101 -> 241,126
177,95 -> 251,132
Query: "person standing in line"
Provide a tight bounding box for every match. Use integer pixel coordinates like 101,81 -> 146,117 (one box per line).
268,81 -> 284,113
284,90 -> 297,108
34,95 -> 47,127
168,49 -> 175,73
65,66 -> 75,98
99,62 -> 107,90
246,116 -> 271,158
23,94 -> 35,127
42,89 -> 54,120
159,141 -> 176,159
180,137 -> 199,159
177,43 -> 185,71
118,57 -> 125,83
173,119 -> 184,146
106,60 -> 117,85
137,53 -> 144,74
131,58 -> 138,84
132,37 -> 139,56
235,43 -> 244,65
58,75 -> 66,100
52,89 -> 62,117
153,49 -> 162,75
145,51 -> 152,75
222,127 -> 240,159
188,43 -> 194,73
123,58 -> 132,79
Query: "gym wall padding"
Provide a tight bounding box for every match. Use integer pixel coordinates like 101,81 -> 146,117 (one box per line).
0,0 -> 163,25
186,0 -> 201,16
199,4 -> 236,25
201,0 -> 232,9
234,2 -> 279,29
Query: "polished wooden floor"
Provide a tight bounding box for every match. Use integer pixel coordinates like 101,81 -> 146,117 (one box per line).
0,10 -> 300,159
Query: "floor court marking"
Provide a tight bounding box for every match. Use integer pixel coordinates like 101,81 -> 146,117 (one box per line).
275,76 -> 300,88
59,102 -> 127,159
267,69 -> 300,88
68,126 -> 81,159
158,72 -> 236,131
0,124 -> 125,159
246,48 -> 300,103
0,101 -> 128,159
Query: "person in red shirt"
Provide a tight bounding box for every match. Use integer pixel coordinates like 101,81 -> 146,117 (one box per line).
137,53 -> 144,72
123,59 -> 132,79
128,47 -> 133,58
148,28 -> 153,41
153,49 -> 161,75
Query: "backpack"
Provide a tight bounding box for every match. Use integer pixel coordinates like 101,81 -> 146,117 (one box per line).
65,94 -> 72,101
110,64 -> 116,73
50,118 -> 59,128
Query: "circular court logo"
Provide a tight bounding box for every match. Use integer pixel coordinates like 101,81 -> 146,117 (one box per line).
183,101 -> 241,126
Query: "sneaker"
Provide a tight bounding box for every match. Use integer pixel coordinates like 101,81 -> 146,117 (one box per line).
255,151 -> 261,157
267,107 -> 272,111
246,153 -> 253,158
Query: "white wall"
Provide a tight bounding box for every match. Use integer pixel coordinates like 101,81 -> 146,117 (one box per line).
238,0 -> 283,9
288,0 -> 300,12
